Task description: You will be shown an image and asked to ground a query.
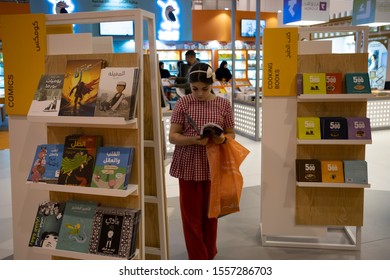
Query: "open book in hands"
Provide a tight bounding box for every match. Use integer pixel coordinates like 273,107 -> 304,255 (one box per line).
185,113 -> 224,138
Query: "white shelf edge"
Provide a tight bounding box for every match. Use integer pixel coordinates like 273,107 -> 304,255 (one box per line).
31,247 -> 139,260
297,94 -> 374,102
27,182 -> 138,197
297,139 -> 372,145
297,182 -> 370,189
27,115 -> 137,128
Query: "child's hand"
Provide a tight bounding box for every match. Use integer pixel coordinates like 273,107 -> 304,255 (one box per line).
195,136 -> 209,146
211,133 -> 226,145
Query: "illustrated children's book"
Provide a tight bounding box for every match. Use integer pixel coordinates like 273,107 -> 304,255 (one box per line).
27,144 -> 64,183
28,201 -> 65,249
90,146 -> 135,190
57,134 -> 103,187
56,200 -> 98,253
28,74 -> 65,117
59,59 -> 105,117
88,206 -> 141,259
94,67 -> 140,120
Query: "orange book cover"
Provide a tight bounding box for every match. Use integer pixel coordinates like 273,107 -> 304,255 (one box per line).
326,73 -> 343,94
321,160 -> 344,183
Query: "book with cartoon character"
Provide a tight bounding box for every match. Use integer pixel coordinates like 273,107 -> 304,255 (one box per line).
93,67 -> 140,120
27,144 -> 64,184
28,201 -> 65,249
90,146 -> 135,190
57,134 -> 102,187
28,74 -> 65,117
56,200 -> 98,253
88,206 -> 141,259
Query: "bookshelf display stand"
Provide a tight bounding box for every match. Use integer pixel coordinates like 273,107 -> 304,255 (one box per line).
260,26 -> 371,251
9,10 -> 168,260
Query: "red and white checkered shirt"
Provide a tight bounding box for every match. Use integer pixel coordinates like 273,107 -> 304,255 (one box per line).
169,94 -> 234,181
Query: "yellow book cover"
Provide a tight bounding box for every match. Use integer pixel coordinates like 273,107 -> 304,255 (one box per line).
297,117 -> 321,139
303,73 -> 326,94
321,160 -> 344,183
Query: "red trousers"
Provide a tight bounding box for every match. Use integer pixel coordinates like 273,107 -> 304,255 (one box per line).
179,179 -> 218,260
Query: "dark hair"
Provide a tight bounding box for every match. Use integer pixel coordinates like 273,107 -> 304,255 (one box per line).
185,50 -> 196,58
188,63 -> 214,85
159,61 -> 164,67
219,60 -> 228,69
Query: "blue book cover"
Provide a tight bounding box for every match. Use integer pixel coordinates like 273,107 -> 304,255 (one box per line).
91,146 -> 135,190
27,144 -> 64,183
56,200 -> 98,253
28,201 -> 65,249
343,160 -> 368,184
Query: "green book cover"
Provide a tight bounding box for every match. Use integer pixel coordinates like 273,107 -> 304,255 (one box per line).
57,200 -> 98,253
297,117 -> 321,139
303,73 -> 326,94
345,73 -> 371,94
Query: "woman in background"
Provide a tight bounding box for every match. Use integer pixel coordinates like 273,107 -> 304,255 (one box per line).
215,60 -> 232,82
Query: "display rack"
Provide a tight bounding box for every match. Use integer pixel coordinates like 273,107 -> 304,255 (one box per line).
9,9 -> 168,260
260,26 -> 371,250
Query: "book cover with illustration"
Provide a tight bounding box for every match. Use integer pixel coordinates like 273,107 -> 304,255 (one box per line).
56,200 -> 98,253
321,160 -> 344,183
296,159 -> 322,182
345,73 -> 371,94
28,201 -> 65,249
320,117 -> 348,139
27,144 -> 64,184
297,117 -> 321,140
57,135 -> 103,187
88,206 -> 141,259
28,74 -> 65,117
90,146 -> 135,190
302,73 -> 326,94
94,67 -> 140,120
59,59 -> 104,117
346,117 -> 372,140
325,73 -> 343,94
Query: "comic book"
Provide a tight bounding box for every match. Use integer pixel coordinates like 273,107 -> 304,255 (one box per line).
59,59 -> 105,116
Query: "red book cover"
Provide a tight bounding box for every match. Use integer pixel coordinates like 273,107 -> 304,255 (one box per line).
326,73 -> 343,94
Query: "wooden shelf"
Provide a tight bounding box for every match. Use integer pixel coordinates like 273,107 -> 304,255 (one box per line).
297,139 -> 372,145
297,182 -> 370,189
27,115 -> 137,128
27,182 -> 138,197
31,247 -> 138,260
297,94 -> 374,102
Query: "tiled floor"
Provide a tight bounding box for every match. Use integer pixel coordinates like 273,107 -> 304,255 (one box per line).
1,129 -> 390,260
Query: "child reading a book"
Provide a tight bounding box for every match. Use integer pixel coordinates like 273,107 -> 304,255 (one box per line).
169,63 -> 235,260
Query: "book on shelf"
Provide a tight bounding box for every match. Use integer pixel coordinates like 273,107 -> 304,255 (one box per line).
28,201 -> 65,249
297,117 -> 321,140
185,113 -> 224,138
302,73 -> 326,94
344,73 -> 371,94
88,206 -> 141,259
296,74 -> 303,95
321,160 -> 344,183
28,74 -> 65,117
346,117 -> 372,140
90,146 -> 135,190
59,59 -> 105,117
343,160 -> 368,184
56,200 -> 99,253
57,134 -> 103,187
325,73 -> 343,94
94,67 -> 140,120
27,144 -> 64,184
296,159 -> 322,182
320,117 -> 348,139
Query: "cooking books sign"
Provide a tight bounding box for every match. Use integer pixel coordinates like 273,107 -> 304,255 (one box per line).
263,28 -> 298,97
